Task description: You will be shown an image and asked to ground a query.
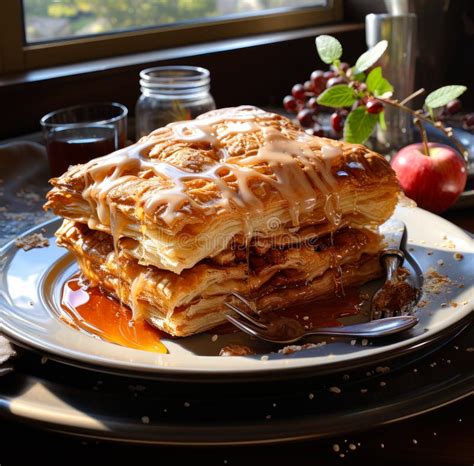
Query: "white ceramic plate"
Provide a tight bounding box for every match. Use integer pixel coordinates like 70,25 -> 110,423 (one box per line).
0,206 -> 472,381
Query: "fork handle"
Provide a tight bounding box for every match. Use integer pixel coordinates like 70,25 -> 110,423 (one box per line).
305,316 -> 418,338
380,248 -> 405,282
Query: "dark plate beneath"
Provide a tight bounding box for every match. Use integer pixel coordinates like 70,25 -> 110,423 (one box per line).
0,320 -> 472,446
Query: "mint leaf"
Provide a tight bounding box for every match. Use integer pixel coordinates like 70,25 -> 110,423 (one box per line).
316,35 -> 342,64
425,85 -> 467,109
378,110 -> 387,130
343,107 -> 378,144
354,40 -> 388,73
316,85 -> 357,107
366,66 -> 393,98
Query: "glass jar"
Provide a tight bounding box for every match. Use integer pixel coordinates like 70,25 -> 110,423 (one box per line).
135,66 -> 216,139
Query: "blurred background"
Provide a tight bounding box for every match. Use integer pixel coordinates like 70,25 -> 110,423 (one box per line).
0,0 -> 472,139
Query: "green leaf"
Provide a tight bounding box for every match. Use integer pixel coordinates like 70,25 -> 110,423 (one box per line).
352,70 -> 366,82
315,35 -> 343,64
378,111 -> 387,130
425,85 -> 467,109
343,107 -> 378,144
354,40 -> 388,73
316,85 -> 357,107
366,66 -> 394,98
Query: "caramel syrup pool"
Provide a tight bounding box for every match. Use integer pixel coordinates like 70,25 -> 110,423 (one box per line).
60,275 -> 363,353
60,275 -> 167,353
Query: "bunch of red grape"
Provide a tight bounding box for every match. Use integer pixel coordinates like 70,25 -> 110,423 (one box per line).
283,63 -> 383,137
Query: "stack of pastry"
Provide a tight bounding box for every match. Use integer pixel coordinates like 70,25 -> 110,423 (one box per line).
45,106 -> 399,337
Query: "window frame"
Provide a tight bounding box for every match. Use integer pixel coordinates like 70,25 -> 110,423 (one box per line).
1,0 -> 342,73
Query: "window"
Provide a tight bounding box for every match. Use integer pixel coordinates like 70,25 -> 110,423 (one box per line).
24,0 -> 329,43
1,0 -> 341,72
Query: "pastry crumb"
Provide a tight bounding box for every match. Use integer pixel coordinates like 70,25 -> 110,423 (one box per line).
219,345 -> 253,357
15,233 -> 49,251
375,366 -> 390,374
424,268 -> 452,295
278,341 -> 325,355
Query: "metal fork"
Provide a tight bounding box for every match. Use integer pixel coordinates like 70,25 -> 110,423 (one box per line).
370,221 -> 421,319
224,292 -> 418,345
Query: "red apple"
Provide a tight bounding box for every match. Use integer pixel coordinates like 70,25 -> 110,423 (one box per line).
391,143 -> 467,213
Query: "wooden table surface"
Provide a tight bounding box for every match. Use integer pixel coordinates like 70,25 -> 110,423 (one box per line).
0,208 -> 471,466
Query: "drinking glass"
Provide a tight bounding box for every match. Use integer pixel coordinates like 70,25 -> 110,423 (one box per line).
41,102 -> 128,177
366,13 -> 417,152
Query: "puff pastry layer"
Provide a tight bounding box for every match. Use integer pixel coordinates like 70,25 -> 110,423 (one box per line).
45,106 -> 399,274
57,220 -> 382,336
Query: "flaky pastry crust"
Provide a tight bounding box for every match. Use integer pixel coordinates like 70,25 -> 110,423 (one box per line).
45,106 -> 399,273
57,220 -> 382,336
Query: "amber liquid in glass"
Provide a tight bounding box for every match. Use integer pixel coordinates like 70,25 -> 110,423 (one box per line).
47,125 -> 116,177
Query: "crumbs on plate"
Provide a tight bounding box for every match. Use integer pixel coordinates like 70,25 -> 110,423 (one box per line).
423,268 -> 453,295
15,233 -> 49,251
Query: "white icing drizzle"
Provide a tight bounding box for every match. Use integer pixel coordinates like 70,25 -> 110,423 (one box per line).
80,106 -> 345,240
321,144 -> 343,159
171,122 -> 218,145
130,271 -> 149,321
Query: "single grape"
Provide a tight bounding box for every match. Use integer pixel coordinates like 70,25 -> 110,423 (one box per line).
326,76 -> 346,88
446,99 -> 462,115
297,108 -> 314,128
349,81 -> 368,93
304,80 -> 314,92
463,113 -> 474,128
283,95 -> 298,113
310,70 -> 324,81
292,83 -> 306,100
366,99 -> 384,114
310,70 -> 326,94
330,112 -> 343,132
307,97 -> 319,111
339,62 -> 350,72
312,123 -> 325,137
323,71 -> 336,80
